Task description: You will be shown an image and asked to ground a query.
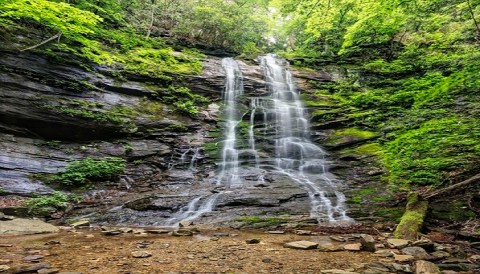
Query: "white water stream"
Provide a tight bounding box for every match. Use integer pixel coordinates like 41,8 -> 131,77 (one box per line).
166,55 -> 351,225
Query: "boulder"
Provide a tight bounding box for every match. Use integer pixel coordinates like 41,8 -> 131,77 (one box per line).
360,234 -> 376,252
0,218 -> 59,235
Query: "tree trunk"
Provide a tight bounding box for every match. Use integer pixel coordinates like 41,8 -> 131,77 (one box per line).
394,191 -> 428,240
146,4 -> 155,38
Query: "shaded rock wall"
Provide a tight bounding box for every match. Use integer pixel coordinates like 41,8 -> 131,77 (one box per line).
0,51 -> 389,226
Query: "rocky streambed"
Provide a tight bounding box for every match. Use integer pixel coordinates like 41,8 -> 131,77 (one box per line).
0,215 -> 479,274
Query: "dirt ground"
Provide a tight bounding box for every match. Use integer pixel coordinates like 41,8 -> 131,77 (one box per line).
0,227 -> 382,274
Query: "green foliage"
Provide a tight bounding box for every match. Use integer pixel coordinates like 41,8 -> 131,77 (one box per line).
54,157 -> 126,186
24,191 -> 80,209
1,0 -> 101,38
385,117 -> 480,186
160,86 -> 208,117
122,48 -> 202,79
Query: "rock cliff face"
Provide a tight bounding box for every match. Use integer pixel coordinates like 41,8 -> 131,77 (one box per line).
0,51 -> 387,226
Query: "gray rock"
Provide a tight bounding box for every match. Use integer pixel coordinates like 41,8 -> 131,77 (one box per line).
0,213 -> 14,221
0,218 -> 59,235
131,251 -> 152,258
283,241 -> 318,250
374,250 -> 395,257
38,269 -> 60,274
360,234 -> 376,252
329,236 -> 346,242
412,239 -> 434,252
70,220 -> 89,228
172,230 -> 193,236
23,255 -> 44,261
262,258 -> 272,263
317,245 -> 344,252
246,239 -> 260,244
267,231 -> 285,234
401,246 -> 430,260
295,230 -> 312,235
10,263 -> 50,273
430,251 -> 450,261
387,239 -> 410,249
391,263 -> 412,273
179,219 -> 193,227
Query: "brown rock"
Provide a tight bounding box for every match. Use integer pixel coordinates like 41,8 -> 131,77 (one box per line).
394,254 -> 415,262
414,260 -> 441,274
360,234 -> 376,252
344,243 -> 362,251
283,241 -> 318,250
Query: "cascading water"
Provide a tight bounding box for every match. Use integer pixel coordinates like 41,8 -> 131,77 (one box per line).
165,55 -> 351,225
260,54 -> 351,222
217,58 -> 246,187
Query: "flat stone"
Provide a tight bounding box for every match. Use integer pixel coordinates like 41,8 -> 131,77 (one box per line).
437,263 -> 475,272
0,265 -> 10,272
374,250 -> 395,257
414,260 -> 440,274
38,269 -> 60,274
101,230 -> 122,236
387,239 -> 410,249
295,230 -> 312,235
10,263 -> 50,273
317,245 -> 345,252
344,243 -> 362,251
172,230 -> 193,236
394,254 -> 415,262
132,251 -> 152,258
430,251 -> 450,260
23,255 -> 44,261
0,219 -> 59,235
283,241 -> 318,250
329,236 -> 346,242
118,227 -> 133,233
402,246 -> 429,260
412,239 -> 434,251
70,220 -> 89,228
360,234 -> 376,252
267,230 -> 285,234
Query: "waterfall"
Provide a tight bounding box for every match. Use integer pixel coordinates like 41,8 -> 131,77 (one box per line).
217,58 -> 245,187
165,55 -> 351,225
260,54 -> 351,222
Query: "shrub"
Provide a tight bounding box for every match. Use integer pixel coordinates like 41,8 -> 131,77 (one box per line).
55,157 -> 126,186
25,191 -> 79,209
